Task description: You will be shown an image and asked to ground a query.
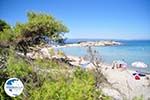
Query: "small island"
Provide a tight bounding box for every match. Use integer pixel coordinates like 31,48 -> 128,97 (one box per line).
62,40 -> 121,47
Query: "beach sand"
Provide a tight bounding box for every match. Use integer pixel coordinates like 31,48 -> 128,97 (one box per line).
101,64 -> 150,100
66,55 -> 150,100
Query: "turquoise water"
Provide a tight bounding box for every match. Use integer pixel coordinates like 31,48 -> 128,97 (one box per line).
59,40 -> 150,73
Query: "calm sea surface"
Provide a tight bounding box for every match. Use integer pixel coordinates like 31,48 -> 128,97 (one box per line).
59,39 -> 150,73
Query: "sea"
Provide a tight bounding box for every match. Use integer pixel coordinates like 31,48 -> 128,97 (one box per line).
58,39 -> 150,73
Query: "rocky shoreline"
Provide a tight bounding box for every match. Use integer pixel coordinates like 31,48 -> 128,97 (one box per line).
57,40 -> 122,47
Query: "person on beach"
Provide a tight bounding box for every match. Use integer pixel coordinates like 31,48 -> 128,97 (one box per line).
112,60 -> 127,71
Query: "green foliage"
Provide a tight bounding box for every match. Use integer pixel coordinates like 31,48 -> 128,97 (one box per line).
0,20 -> 15,46
3,49 -> 32,77
57,49 -> 65,56
0,49 -> 32,100
0,12 -> 112,100
132,95 -> 144,100
0,12 -> 69,55
0,20 -> 21,53
34,58 -> 60,69
28,67 -> 100,100
0,28 -> 15,42
0,82 -> 11,100
0,19 -> 10,32
15,12 -> 69,42
0,50 -> 108,99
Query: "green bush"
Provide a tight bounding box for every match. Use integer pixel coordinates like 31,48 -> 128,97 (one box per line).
0,51 -> 110,100
28,68 -> 100,100
5,51 -> 32,77
57,50 -> 65,56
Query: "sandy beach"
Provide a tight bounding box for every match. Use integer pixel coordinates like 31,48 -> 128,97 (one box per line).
65,55 -> 150,100
101,64 -> 150,100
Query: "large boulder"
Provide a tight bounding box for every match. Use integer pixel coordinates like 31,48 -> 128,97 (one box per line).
40,47 -> 51,59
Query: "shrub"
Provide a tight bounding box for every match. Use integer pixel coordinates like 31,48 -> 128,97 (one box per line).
5,50 -> 32,77
28,67 -> 100,100
0,51 -> 105,99
57,49 -> 65,56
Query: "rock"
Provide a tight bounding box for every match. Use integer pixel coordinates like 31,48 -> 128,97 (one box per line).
65,40 -> 121,47
26,53 -> 34,58
40,47 -> 51,59
25,47 -> 51,59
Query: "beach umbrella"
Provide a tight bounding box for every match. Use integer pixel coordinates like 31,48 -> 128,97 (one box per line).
131,61 -> 148,68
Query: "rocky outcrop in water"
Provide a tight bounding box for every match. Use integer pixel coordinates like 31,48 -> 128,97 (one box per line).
63,40 -> 121,47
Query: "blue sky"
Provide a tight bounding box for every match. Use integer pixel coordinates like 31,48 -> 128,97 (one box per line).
0,0 -> 150,40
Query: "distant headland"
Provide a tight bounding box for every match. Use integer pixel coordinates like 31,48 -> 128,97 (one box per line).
57,40 -> 122,47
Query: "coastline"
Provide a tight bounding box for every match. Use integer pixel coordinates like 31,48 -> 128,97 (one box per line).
23,44 -> 150,100
54,40 -> 150,74
55,40 -> 122,48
